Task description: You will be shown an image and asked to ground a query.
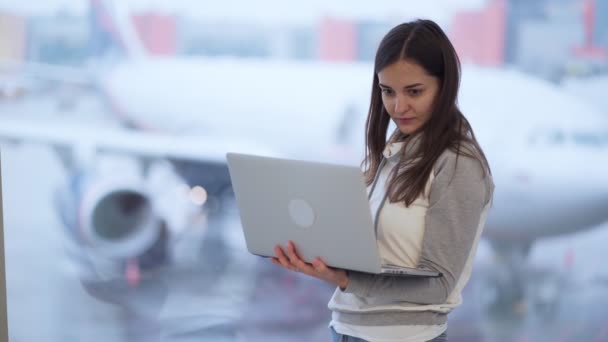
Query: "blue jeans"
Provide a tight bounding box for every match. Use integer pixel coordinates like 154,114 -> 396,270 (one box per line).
330,327 -> 447,342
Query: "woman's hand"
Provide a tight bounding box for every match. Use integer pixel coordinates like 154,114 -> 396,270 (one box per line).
271,240 -> 350,289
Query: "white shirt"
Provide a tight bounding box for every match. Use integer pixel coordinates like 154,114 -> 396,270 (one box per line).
330,141 -> 444,342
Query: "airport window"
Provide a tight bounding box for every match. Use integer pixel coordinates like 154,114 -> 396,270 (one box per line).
3,1 -> 608,341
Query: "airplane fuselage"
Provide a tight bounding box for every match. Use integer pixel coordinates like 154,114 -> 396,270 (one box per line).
101,57 -> 608,244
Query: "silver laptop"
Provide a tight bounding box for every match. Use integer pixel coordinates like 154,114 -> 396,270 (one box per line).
226,152 -> 441,278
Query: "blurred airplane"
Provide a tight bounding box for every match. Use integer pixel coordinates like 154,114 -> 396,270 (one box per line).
0,0 -> 372,289
459,66 -> 608,316
0,0 -> 607,319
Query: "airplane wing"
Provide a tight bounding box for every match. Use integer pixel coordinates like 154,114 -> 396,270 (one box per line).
0,117 -> 279,166
0,116 -> 278,288
0,60 -> 94,87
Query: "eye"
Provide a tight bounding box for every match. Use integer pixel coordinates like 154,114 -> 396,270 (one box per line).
408,88 -> 423,96
380,88 -> 394,96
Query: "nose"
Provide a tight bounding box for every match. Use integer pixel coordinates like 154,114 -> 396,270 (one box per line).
393,95 -> 410,115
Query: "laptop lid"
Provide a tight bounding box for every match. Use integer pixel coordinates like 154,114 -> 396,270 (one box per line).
226,152 -> 384,274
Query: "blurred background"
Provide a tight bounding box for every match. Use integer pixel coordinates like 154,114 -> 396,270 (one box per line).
0,0 -> 607,341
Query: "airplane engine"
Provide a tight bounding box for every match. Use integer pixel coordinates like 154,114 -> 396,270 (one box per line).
54,175 -> 170,272
78,183 -> 163,259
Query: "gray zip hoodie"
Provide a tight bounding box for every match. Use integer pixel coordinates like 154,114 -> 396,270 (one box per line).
328,137 -> 495,326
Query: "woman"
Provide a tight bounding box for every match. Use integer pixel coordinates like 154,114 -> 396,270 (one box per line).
272,19 -> 494,342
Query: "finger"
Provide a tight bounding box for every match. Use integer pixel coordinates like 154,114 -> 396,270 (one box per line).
284,241 -> 299,263
312,258 -> 332,275
274,245 -> 294,270
277,245 -> 303,272
274,245 -> 290,266
286,241 -> 311,271
284,241 -> 318,274
270,257 -> 281,267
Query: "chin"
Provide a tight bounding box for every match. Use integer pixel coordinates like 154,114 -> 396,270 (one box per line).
398,126 -> 418,135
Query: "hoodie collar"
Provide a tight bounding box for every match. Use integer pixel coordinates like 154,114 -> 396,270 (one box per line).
382,133 -> 423,161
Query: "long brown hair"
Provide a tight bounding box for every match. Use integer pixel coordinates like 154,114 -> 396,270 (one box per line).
363,19 -> 490,206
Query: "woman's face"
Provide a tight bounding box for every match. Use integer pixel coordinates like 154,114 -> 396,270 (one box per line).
378,59 -> 440,135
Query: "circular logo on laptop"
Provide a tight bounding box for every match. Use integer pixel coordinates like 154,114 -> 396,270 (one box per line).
288,199 -> 315,228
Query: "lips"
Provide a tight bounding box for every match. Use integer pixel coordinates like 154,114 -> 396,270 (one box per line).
398,118 -> 416,124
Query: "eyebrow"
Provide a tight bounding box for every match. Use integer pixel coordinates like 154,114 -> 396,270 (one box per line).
379,83 -> 423,89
